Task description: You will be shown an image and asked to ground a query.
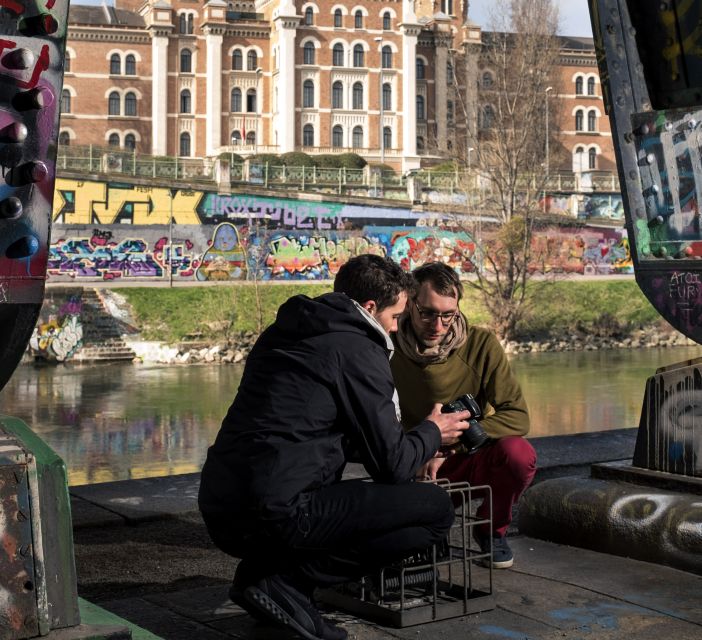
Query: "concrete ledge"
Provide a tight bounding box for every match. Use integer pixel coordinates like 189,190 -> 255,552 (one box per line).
592,460 -> 702,495
518,476 -> 702,576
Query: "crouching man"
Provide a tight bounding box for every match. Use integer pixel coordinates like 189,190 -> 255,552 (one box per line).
198,254 -> 470,640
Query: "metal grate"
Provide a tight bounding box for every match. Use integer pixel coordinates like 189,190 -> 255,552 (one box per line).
319,480 -> 495,627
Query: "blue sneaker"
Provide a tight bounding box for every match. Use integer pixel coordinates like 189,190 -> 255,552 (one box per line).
476,534 -> 514,569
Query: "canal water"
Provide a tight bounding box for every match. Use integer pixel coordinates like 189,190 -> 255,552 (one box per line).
1,346 -> 701,486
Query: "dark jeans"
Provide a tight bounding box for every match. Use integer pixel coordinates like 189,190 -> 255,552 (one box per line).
203,479 -> 454,588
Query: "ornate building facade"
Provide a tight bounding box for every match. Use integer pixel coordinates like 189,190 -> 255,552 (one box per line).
59,1 -> 613,174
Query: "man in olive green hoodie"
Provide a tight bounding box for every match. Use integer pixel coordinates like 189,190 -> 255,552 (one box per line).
391,262 -> 537,568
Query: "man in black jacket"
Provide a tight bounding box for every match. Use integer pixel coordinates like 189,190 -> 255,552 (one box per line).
199,254 -> 470,640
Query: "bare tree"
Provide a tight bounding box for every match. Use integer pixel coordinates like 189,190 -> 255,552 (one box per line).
449,0 -> 562,341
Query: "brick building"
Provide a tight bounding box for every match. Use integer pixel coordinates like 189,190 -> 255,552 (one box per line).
59,1 -> 613,174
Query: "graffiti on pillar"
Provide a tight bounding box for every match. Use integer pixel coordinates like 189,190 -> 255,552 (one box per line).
196,223 -> 247,281
29,296 -> 83,362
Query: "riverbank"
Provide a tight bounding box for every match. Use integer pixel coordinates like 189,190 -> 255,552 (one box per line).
123,322 -> 696,364
32,282 -> 696,365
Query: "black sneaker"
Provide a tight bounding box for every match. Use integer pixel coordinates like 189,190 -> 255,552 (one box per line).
476,534 -> 514,569
228,560 -> 268,622
244,574 -> 348,640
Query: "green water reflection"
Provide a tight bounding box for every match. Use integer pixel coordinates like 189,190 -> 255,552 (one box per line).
1,345 -> 701,485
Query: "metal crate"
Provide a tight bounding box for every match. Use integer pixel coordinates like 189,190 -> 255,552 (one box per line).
319,480 -> 495,627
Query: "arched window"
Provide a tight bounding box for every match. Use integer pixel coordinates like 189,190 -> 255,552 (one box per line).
61,89 -> 71,113
447,62 -> 453,84
125,133 -> 136,150
383,126 -> 391,149
482,104 -> 494,128
333,43 -> 344,66
246,89 -> 257,112
334,8 -> 342,27
587,77 -> 595,95
110,53 -> 120,75
232,49 -> 242,70
187,13 -> 194,34
575,76 -> 583,95
332,81 -> 344,109
417,136 -> 424,151
124,92 -> 137,116
482,71 -> 493,88
303,42 -> 315,64
441,0 -> 453,13
303,124 -> 314,146
125,54 -> 136,75
332,125 -> 343,147
180,49 -> 192,73
179,13 -> 187,33
179,132 -> 191,156
354,10 -> 363,28
575,109 -> 584,131
332,81 -> 343,108
352,125 -> 363,148
588,110 -> 596,131
108,91 -> 120,115
303,79 -> 314,107
382,83 -> 391,111
352,82 -> 363,109
108,133 -> 120,146
247,50 -> 257,71
381,46 -> 392,69
416,58 -> 425,79
588,147 -> 597,169
416,95 -> 425,120
59,131 -> 70,146
353,44 -> 364,67
246,131 -> 256,144
574,146 -> 585,171
180,89 -> 191,113
231,88 -> 242,112
304,7 -> 313,25
65,54 -> 71,73
382,11 -> 391,30
231,130 -> 242,145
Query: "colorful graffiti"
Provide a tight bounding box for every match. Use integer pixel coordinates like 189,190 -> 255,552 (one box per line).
29,295 -> 83,361
45,178 -> 640,281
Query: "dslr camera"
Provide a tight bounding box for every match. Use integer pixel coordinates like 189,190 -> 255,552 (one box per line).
441,393 -> 489,453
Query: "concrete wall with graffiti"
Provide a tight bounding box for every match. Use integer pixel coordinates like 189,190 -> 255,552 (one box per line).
48,178 -> 634,282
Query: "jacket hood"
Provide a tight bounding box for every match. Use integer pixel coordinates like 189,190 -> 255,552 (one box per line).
275,292 -> 392,351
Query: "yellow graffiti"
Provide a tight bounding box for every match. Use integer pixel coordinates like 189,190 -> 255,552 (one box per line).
661,0 -> 702,80
53,179 -> 202,225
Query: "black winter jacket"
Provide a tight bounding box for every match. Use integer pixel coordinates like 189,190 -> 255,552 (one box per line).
198,292 -> 440,521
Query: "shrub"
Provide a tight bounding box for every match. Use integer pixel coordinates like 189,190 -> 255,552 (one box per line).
315,154 -> 342,168
336,152 -> 367,169
369,163 -> 396,175
426,160 -> 458,173
280,151 -> 315,167
219,152 -> 244,164
249,153 -> 280,166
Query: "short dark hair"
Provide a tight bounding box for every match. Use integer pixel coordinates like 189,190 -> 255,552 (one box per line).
334,254 -> 413,311
412,262 -> 463,301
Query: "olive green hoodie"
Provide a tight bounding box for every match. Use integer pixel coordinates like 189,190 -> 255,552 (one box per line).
391,317 -> 530,439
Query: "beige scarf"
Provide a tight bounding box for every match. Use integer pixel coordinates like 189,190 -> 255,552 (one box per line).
395,311 -> 467,365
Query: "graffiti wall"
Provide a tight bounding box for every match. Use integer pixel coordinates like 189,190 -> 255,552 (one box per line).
48,178 -> 634,282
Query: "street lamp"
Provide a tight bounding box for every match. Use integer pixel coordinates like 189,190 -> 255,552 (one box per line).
467,146 -> 474,168
255,67 -> 262,155
374,36 -> 384,164
545,86 -> 553,179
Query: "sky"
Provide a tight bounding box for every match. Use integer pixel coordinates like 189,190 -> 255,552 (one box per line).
76,0 -> 595,38
469,0 -> 594,37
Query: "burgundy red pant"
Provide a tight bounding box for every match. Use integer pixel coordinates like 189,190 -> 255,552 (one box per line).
438,436 -> 537,537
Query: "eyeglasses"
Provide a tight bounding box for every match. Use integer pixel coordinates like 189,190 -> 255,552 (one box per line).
413,301 -> 458,326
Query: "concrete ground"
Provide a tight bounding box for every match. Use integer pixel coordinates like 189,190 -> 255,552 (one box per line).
70,428 -> 702,640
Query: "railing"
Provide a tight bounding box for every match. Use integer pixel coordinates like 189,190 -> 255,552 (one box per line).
55,145 -> 621,197
56,145 -> 214,182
